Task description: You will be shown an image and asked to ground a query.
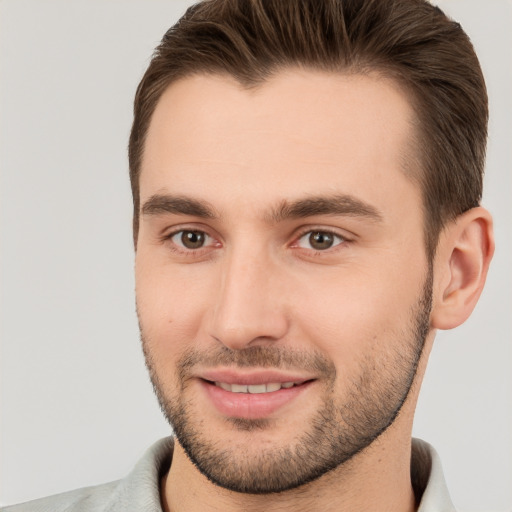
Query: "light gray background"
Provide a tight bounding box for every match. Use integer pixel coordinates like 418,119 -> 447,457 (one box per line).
1,1 -> 510,510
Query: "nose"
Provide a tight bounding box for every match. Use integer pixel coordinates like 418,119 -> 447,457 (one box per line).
208,248 -> 289,350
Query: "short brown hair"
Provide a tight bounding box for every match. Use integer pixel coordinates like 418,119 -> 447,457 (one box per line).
129,0 -> 488,257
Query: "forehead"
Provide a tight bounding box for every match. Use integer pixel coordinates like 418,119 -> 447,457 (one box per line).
140,70 -> 420,217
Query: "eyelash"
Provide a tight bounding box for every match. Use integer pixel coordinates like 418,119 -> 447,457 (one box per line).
162,227 -> 351,256
163,228 -> 219,256
292,228 -> 348,253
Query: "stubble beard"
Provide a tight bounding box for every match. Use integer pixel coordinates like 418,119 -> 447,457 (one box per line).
141,268 -> 433,494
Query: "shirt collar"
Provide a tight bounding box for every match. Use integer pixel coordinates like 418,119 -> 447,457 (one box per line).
413,438 -> 456,511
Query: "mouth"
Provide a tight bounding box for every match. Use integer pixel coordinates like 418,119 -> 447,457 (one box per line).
211,380 -> 303,394
198,372 -> 316,420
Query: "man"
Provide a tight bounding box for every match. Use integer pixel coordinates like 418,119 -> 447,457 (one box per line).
3,0 -> 495,510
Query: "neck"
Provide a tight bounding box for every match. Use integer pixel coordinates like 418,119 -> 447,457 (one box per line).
162,428 -> 417,512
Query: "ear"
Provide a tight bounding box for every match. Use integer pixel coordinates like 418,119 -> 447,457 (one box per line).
431,207 -> 494,330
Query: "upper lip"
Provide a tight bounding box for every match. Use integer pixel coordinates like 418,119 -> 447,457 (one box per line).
198,368 -> 315,386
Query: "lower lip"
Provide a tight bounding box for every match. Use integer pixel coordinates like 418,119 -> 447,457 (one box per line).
201,380 -> 313,420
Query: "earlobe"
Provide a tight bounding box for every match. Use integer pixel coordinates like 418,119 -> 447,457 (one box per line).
431,207 -> 494,330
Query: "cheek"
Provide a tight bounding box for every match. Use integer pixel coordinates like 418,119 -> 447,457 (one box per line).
289,265 -> 424,369
135,256 -> 215,362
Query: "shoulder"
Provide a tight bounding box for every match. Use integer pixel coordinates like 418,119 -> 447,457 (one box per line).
0,480 -> 120,512
2,437 -> 174,512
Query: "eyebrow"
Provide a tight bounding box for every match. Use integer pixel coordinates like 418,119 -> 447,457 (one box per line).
268,194 -> 383,223
141,193 -> 382,223
141,194 -> 218,218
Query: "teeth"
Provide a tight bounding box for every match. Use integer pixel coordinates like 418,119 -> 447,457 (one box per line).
214,381 -> 297,393
248,384 -> 266,394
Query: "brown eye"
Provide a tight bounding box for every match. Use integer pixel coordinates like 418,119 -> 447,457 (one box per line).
309,231 -> 334,250
171,230 -> 209,249
297,230 -> 344,251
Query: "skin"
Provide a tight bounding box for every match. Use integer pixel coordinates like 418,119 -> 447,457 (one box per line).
135,70 -> 494,512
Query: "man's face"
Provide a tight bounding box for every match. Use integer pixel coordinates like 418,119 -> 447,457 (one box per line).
135,70 -> 433,493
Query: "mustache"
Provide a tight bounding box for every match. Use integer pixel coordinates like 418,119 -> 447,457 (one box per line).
177,345 -> 336,381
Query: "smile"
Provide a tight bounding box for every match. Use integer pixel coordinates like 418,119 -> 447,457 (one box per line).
213,381 -> 298,393
201,377 -> 315,419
